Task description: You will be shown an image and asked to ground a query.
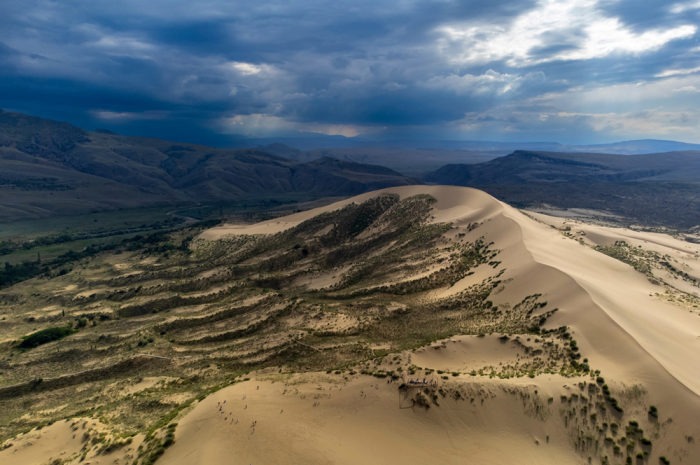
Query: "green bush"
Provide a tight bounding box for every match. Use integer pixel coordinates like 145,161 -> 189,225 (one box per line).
660,456 -> 670,464
19,325 -> 74,349
162,433 -> 174,448
648,405 -> 658,418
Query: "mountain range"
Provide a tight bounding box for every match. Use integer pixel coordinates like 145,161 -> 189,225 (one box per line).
259,143 -> 504,176
257,140 -> 700,176
4,109 -> 700,228
423,150 -> 700,184
234,135 -> 700,154
0,110 -> 415,222
422,150 -> 700,229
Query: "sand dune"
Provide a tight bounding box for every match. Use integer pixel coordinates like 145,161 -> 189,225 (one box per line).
5,185 -> 700,464
501,204 -> 700,396
0,419 -> 143,465
184,186 -> 700,464
161,374 -> 583,465
203,185 -> 700,397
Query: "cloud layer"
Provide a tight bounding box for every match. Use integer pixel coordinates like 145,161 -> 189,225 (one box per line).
1,0 -> 700,144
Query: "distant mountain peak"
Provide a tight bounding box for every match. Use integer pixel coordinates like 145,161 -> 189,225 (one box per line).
94,128 -> 119,135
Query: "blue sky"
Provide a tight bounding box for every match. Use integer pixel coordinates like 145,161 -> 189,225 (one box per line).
2,0 -> 700,145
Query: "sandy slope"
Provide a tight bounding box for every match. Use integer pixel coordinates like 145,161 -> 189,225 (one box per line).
6,185 -> 700,464
527,210 -> 700,293
184,186 -> 700,464
202,185 -> 700,396
161,374 -> 583,465
500,204 -> 700,396
287,188 -> 694,390
0,421 -> 84,465
0,419 -> 143,465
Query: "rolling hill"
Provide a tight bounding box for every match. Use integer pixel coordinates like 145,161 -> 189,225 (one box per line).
424,150 -> 700,184
234,135 -> 700,155
257,141 -> 700,178
0,110 -> 416,222
423,150 -> 700,228
260,144 -> 505,176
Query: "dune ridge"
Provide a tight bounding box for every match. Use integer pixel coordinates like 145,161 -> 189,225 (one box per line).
204,185 -> 700,397
4,185 -> 700,465
161,186 -> 700,464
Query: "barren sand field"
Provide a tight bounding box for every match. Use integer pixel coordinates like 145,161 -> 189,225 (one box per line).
2,186 -> 700,465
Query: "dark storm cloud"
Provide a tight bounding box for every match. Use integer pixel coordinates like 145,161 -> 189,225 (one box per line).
1,0 -> 699,144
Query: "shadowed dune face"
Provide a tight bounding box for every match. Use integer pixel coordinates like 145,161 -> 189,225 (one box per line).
2,186 -> 700,464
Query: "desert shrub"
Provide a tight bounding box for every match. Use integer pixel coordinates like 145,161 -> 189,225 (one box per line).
659,456 -> 670,464
415,392 -> 431,409
640,438 -> 652,446
19,325 -> 74,349
648,405 -> 658,418
162,432 -> 174,448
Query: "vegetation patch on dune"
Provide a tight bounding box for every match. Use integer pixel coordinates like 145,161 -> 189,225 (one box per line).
18,325 -> 75,349
0,193 -> 586,459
